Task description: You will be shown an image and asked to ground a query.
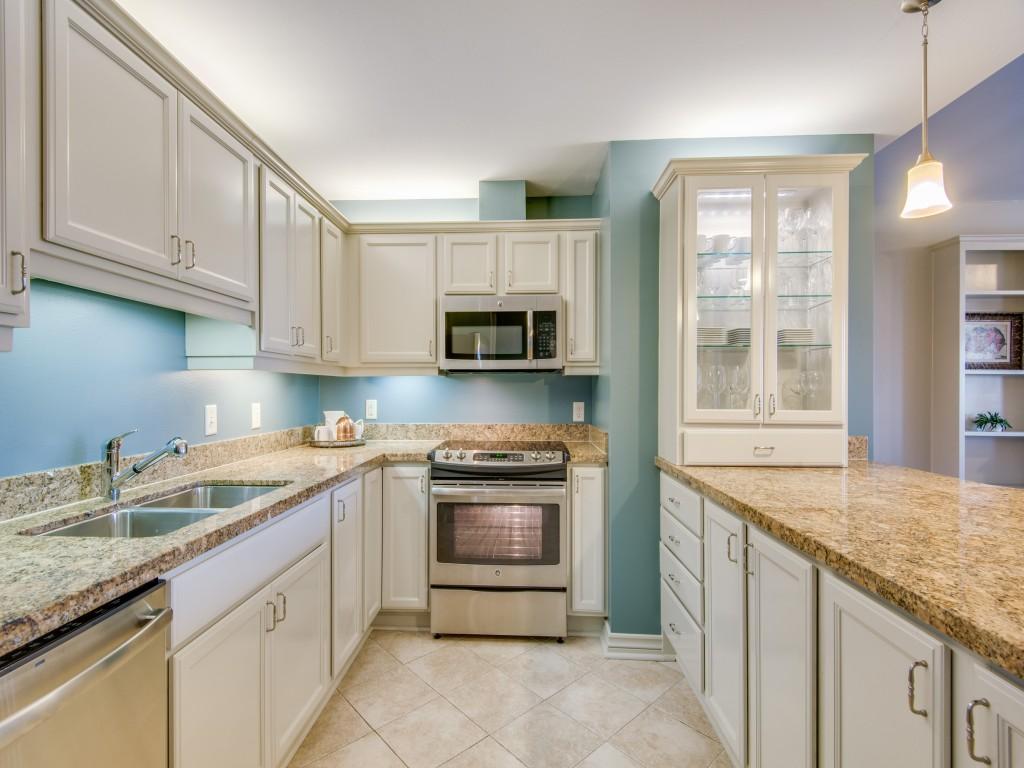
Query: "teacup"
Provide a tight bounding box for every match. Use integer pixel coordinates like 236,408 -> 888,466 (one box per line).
711,234 -> 733,253
313,426 -> 335,442
732,236 -> 751,253
697,234 -> 711,253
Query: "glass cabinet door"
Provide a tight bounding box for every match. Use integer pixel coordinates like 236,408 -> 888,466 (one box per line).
684,176 -> 764,423
764,174 -> 846,424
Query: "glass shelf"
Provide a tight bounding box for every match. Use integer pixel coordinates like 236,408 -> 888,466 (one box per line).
696,294 -> 832,311
777,250 -> 833,269
698,343 -> 832,350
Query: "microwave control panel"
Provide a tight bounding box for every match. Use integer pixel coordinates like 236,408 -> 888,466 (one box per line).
534,311 -> 557,359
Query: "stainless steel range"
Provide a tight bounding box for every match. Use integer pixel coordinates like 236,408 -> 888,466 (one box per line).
428,441 -> 569,640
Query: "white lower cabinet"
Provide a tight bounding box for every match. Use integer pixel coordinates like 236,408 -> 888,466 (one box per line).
954,652 -> 1024,768
363,468 -> 384,627
382,465 -> 429,610
331,479 -> 363,677
820,572 -> 949,768
570,466 -> 606,615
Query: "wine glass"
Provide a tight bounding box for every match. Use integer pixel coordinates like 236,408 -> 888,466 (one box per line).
729,363 -> 750,409
707,365 -> 726,409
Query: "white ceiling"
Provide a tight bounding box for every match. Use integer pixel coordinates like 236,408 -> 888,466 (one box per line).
116,0 -> 1024,200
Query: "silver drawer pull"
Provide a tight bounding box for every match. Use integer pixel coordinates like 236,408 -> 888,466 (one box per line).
266,601 -> 277,632
908,660 -> 928,717
966,698 -> 991,764
668,622 -> 680,636
668,573 -> 680,584
276,592 -> 287,623
667,496 -> 679,505
726,533 -> 738,563
668,535 -> 680,545
170,236 -> 181,266
753,445 -> 775,456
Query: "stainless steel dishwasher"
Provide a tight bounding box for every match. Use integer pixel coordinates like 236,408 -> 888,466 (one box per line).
0,581 -> 171,768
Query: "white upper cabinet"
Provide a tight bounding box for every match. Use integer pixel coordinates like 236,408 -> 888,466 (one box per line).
331,480 -> 363,677
45,0 -> 178,275
503,232 -> 560,293
565,231 -> 598,364
0,0 -> 28,338
292,194 -> 321,359
442,233 -> 496,294
382,465 -> 429,610
359,235 -> 436,364
177,96 -> 256,301
260,167 -> 295,355
820,572 -> 949,768
571,466 -> 606,615
321,219 -> 343,363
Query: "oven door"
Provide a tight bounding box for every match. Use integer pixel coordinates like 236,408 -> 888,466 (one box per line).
430,484 -> 567,589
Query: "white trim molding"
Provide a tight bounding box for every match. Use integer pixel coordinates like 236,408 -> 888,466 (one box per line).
601,620 -> 677,661
348,218 -> 602,235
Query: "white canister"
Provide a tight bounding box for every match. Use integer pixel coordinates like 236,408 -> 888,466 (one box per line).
313,425 -> 335,442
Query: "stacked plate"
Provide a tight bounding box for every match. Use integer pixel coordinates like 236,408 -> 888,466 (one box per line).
697,327 -> 728,345
727,328 -> 751,345
778,328 -> 816,345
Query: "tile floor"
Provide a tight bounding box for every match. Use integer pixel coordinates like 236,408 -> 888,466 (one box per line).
290,631 -> 729,768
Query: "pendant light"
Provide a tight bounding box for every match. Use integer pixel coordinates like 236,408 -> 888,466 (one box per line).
900,0 -> 953,219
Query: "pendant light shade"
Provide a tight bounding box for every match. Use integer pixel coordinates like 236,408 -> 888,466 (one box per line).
900,0 -> 953,220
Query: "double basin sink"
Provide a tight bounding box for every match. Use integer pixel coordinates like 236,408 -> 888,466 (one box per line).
41,484 -> 284,539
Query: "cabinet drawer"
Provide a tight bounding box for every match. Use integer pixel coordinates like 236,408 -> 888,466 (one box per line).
683,428 -> 847,466
168,494 -> 330,650
661,579 -> 703,690
661,507 -> 702,581
660,544 -> 702,624
660,473 -> 702,536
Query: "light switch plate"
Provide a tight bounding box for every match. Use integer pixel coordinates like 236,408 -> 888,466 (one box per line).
204,404 -> 218,436
366,399 -> 378,420
251,402 -> 261,430
572,402 -> 585,422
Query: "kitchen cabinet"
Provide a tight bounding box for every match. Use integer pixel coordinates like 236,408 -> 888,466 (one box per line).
954,654 -> 1024,768
703,500 -> 747,766
502,232 -> 559,293
0,0 -> 28,351
267,544 -> 331,767
570,466 -> 605,615
820,572 -> 949,768
292,194 -> 321,358
331,479 -> 363,677
655,156 -> 865,466
382,465 -> 429,610
177,96 -> 257,301
746,527 -> 815,768
565,231 -> 598,365
359,235 -> 436,364
321,219 -> 344,363
363,468 -> 383,627
442,233 -> 496,294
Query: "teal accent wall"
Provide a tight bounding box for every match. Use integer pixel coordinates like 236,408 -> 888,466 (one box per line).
598,135 -> 874,635
479,180 -> 527,220
0,281 -> 320,478
332,198 -> 479,223
319,374 -> 591,424
525,196 -> 594,220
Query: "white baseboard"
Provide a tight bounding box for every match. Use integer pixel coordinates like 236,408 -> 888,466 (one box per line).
601,620 -> 677,661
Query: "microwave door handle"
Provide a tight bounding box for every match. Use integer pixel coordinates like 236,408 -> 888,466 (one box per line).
527,310 -> 534,361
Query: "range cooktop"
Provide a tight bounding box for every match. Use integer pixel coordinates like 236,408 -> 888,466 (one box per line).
429,441 -> 569,468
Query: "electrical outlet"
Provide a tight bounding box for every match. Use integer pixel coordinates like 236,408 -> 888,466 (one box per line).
204,404 -> 218,436
572,402 -> 585,423
251,402 -> 261,430
366,399 -> 378,420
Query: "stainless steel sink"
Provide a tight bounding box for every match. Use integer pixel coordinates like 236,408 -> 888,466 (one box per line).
134,484 -> 280,510
41,509 -> 219,538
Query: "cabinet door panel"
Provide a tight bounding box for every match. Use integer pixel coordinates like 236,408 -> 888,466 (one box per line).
972,665 -> 1024,768
292,195 -> 321,358
703,500 -> 746,765
332,480 -> 363,677
503,232 -> 559,293
259,167 -> 294,355
363,468 -> 383,627
46,0 -> 178,274
267,544 -> 331,767
566,231 -> 598,362
321,219 -> 343,362
571,467 -> 605,614
359,235 -> 436,363
442,233 -> 496,294
178,96 -> 256,301
382,466 -> 428,610
171,587 -> 268,768
747,528 -> 815,768
820,572 -> 949,768
0,0 -> 28,319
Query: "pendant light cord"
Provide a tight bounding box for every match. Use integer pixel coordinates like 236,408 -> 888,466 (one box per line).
920,2 -> 932,160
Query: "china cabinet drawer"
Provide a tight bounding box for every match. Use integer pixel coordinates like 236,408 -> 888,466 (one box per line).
661,579 -> 703,690
661,507 -> 702,581
661,543 -> 703,624
660,473 -> 702,536
683,428 -> 847,466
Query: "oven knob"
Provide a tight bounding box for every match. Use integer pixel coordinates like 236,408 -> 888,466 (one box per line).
494,569 -> 501,577
545,452 -> 555,461
531,452 -> 541,461
457,450 -> 466,460
443,450 -> 452,459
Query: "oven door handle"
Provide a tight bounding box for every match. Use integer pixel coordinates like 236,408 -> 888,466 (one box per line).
430,486 -> 565,502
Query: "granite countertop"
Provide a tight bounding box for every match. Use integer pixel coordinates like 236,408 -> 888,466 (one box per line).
656,457 -> 1024,679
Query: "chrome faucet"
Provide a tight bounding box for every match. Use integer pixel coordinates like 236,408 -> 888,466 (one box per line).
104,430 -> 189,501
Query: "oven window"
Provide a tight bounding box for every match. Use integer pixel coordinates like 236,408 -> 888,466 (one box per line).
435,502 -> 560,565
445,311 -> 528,360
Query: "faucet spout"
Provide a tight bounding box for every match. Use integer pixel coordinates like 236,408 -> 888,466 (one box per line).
104,433 -> 189,501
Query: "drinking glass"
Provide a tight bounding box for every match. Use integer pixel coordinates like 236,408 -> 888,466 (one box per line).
707,365 -> 726,409
729,363 -> 750,409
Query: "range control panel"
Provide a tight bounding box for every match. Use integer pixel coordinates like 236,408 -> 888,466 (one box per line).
431,449 -> 566,467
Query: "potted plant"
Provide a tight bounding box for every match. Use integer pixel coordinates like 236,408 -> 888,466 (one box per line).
973,411 -> 1013,432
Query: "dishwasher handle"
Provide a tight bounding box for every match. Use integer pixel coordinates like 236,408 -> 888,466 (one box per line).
0,606 -> 172,751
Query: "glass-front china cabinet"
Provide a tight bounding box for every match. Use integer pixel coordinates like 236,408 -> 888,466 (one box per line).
656,155 -> 866,466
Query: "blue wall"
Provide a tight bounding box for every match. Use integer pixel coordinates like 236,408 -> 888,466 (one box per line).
526,196 -> 594,220
320,374 -> 591,424
333,198 -> 480,222
0,281 -> 320,477
597,135 -> 875,635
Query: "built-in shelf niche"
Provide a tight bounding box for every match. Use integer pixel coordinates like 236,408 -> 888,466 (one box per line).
965,249 -> 1024,293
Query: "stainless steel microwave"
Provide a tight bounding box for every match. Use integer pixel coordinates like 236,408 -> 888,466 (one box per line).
440,295 -> 562,372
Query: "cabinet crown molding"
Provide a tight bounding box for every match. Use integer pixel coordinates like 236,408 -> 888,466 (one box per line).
652,154 -> 868,200
349,218 -> 602,235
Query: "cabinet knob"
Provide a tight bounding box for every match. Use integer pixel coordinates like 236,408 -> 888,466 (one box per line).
668,535 -> 680,545
966,698 -> 992,764
668,573 -> 679,584
668,622 -> 680,636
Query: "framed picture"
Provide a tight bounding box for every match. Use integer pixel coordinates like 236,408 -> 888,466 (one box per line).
965,312 -> 1023,370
